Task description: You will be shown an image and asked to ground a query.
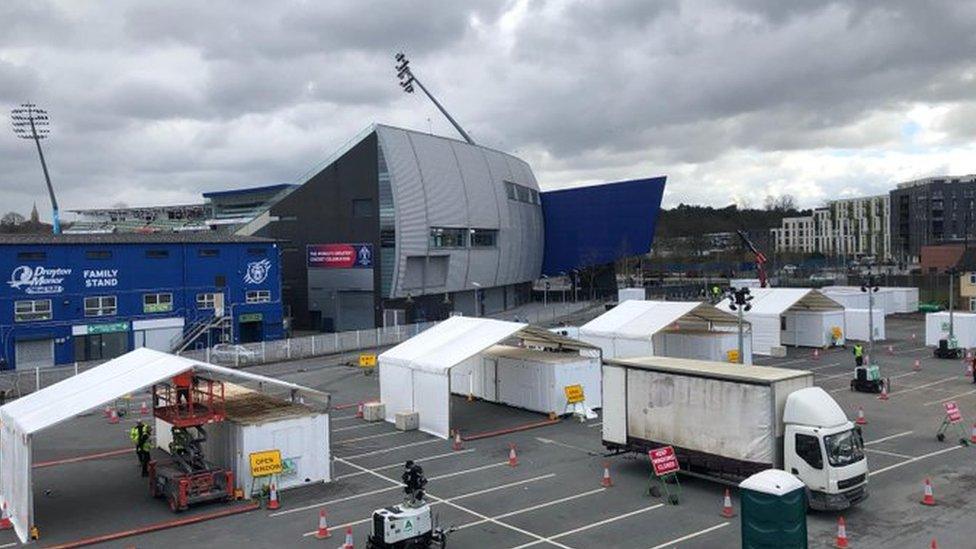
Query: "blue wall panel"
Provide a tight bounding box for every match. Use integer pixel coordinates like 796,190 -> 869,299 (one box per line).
540,176 -> 666,275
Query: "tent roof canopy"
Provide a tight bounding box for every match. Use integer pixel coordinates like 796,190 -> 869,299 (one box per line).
1,347 -> 326,435
379,316 -> 596,375
579,300 -> 743,339
719,288 -> 842,316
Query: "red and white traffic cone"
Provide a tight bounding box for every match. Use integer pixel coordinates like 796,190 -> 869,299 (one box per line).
878,383 -> 889,401
835,516 -> 849,548
855,406 -> 867,425
921,478 -> 936,506
931,538 -> 939,549
601,462 -> 612,488
914,359 -> 921,372
452,431 -> 463,451
103,405 -> 111,418
342,526 -> 354,549
108,408 -> 119,424
813,348 -> 821,360
720,488 -> 734,518
508,444 -> 519,467
140,401 -> 149,415
267,483 -> 280,510
0,503 -> 12,530
314,508 -> 331,539
966,362 -> 973,377
355,402 -> 364,419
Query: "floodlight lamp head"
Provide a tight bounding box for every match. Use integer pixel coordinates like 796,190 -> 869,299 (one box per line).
744,303 -> 752,312
10,104 -> 50,140
729,303 -> 737,311
395,52 -> 406,62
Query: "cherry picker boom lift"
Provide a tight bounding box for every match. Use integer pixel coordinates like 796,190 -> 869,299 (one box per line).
736,229 -> 769,288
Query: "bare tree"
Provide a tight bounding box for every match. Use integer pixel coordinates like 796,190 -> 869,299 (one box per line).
0,212 -> 25,226
764,194 -> 797,212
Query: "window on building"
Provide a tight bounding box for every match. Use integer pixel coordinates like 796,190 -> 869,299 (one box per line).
352,198 -> 375,218
516,185 -> 531,203
16,251 -> 46,261
795,433 -> 823,469
143,293 -> 173,313
85,250 -> 112,260
529,189 -> 540,205
84,295 -> 117,317
470,228 -> 499,248
504,181 -> 517,200
197,293 -> 218,309
429,227 -> 468,248
970,297 -> 976,312
145,249 -> 169,259
198,249 -> 220,258
246,290 -> 271,303
14,299 -> 52,322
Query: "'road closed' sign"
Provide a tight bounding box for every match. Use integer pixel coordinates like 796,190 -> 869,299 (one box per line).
250,450 -> 283,477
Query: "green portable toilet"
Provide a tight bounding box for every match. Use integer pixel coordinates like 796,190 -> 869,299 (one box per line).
739,469 -> 808,549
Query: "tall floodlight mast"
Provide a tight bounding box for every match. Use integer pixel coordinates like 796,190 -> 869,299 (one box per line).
395,52 -> 475,145
11,103 -> 61,234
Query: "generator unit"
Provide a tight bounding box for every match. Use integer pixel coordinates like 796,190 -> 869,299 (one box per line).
369,504 -> 436,548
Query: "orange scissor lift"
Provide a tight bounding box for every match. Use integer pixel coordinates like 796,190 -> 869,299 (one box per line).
147,374 -> 235,512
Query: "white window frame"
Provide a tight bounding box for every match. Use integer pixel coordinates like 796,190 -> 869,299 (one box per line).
246,290 -> 271,304
197,293 -> 217,310
143,292 -> 173,313
14,299 -> 52,322
84,295 -> 117,318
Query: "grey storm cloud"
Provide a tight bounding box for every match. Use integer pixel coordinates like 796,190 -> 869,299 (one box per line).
1,0 -> 975,220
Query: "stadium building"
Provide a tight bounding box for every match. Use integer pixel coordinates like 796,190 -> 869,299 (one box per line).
239,124 -> 666,332
0,233 -> 283,370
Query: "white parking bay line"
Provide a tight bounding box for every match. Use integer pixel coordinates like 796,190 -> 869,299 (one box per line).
648,522 -> 730,549
334,449 -> 475,481
869,446 -> 966,476
335,431 -> 405,444
923,388 -> 976,406
341,438 -> 442,459
887,376 -> 958,397
865,430 -> 913,446
587,422 -> 603,428
865,448 -> 912,459
507,503 -> 665,549
456,488 -> 607,531
270,485 -> 399,517
333,422 -> 386,433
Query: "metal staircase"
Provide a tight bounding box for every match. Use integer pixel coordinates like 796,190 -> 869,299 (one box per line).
171,313 -> 231,354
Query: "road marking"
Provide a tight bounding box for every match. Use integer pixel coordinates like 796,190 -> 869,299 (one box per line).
648,522 -> 730,549
809,362 -> 844,371
456,488 -> 606,530
827,371 -> 920,393
432,461 -> 509,480
865,448 -> 912,459
335,431 -> 405,444
332,458 -> 570,548
332,422 -> 386,433
587,422 -> 603,428
0,543 -> 18,548
865,431 -> 913,446
869,446 -> 966,476
508,503 -> 665,549
535,437 -> 599,455
333,449 -> 475,481
330,415 -> 361,423
923,388 -> 976,406
270,485 -> 399,517
887,376 -> 958,397
341,438 -> 441,459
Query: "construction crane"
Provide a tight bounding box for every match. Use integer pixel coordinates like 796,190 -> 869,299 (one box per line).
736,230 -> 769,288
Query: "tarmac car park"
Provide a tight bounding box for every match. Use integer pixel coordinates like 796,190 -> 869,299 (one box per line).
4,315 -> 976,548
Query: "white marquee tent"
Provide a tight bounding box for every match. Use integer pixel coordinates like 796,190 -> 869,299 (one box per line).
379,316 -> 596,439
718,288 -> 845,355
0,348 -> 326,543
579,300 -> 751,364
821,286 -> 918,315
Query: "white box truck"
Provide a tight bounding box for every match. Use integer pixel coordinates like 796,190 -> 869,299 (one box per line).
602,356 -> 868,510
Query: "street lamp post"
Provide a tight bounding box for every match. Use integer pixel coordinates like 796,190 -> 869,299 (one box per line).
947,268 -> 958,346
860,273 -> 879,362
726,286 -> 753,364
11,103 -> 60,234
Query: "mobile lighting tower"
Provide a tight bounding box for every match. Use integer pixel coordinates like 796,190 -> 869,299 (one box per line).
860,273 -> 880,360
726,286 -> 753,364
395,52 -> 475,145
11,103 -> 61,234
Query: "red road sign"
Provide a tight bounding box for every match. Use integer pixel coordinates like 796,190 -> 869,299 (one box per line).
649,446 -> 680,476
944,401 -> 963,424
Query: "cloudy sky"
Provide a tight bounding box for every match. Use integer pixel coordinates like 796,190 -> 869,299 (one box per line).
2,0 -> 975,221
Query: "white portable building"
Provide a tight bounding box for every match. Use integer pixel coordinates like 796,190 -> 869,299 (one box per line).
925,312 -> 976,348
579,300 -> 751,364
887,287 -> 920,313
618,288 -> 646,302
822,286 -> 897,315
0,348 -> 327,544
379,316 -> 598,439
718,288 -> 845,355
844,308 -> 886,341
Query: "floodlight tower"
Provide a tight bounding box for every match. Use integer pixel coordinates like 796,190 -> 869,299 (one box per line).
11,103 -> 61,234
726,286 -> 753,364
395,52 -> 475,145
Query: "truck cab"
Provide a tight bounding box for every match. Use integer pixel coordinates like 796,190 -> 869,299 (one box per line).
782,387 -> 869,510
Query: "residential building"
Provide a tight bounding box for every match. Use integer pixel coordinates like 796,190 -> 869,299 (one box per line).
771,195 -> 890,261
890,175 -> 976,264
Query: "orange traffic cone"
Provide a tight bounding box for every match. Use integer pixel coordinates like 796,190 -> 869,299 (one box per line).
342,526 -> 354,549
601,462 -> 612,488
720,488 -> 734,518
914,359 -> 921,372
835,516 -> 849,548
508,444 -> 519,467
108,408 -> 119,424
878,383 -> 889,401
103,405 -> 111,418
0,503 -> 12,530
452,431 -> 463,451
356,402 -> 364,419
140,401 -> 149,415
314,509 -> 331,539
921,478 -> 936,506
855,406 -> 867,425
267,483 -> 280,510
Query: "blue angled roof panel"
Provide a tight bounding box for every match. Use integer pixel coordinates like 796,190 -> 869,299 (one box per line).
540,176 -> 666,275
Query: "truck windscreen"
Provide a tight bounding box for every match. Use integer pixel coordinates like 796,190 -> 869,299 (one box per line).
824,429 -> 865,467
